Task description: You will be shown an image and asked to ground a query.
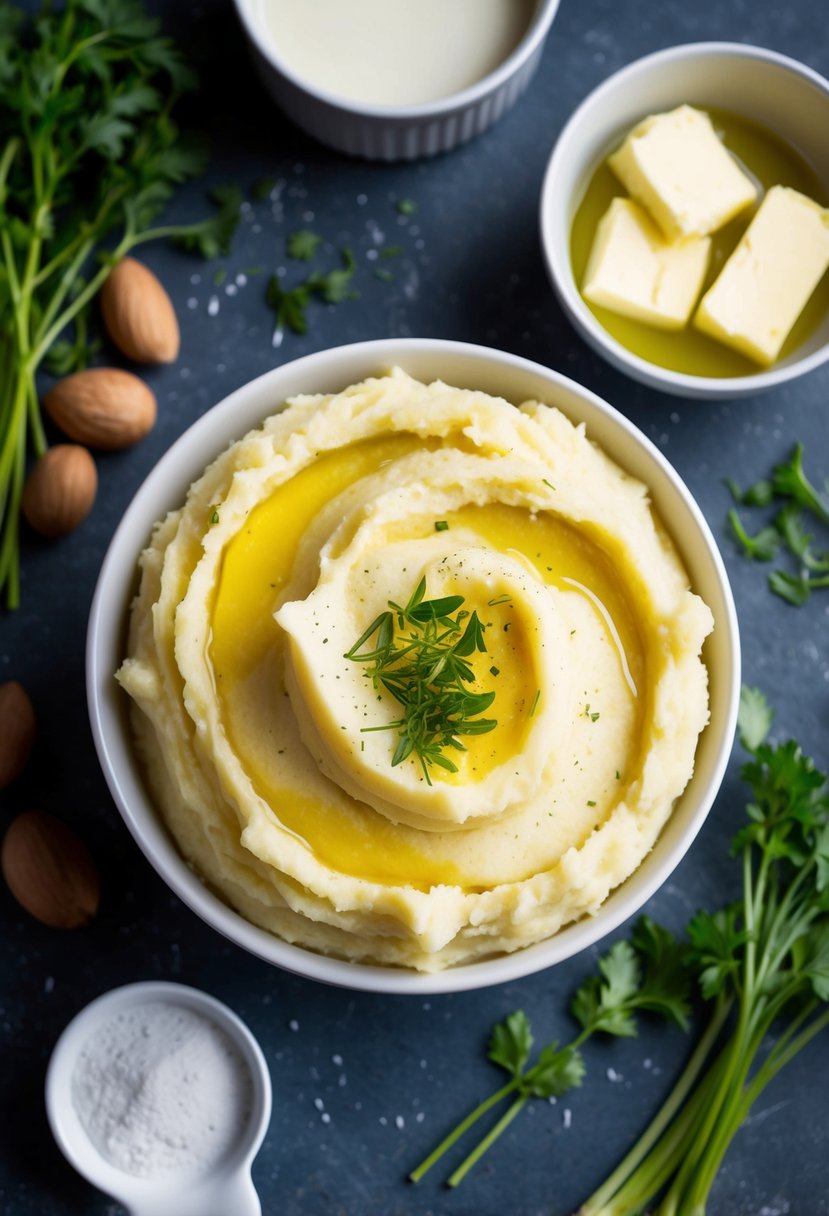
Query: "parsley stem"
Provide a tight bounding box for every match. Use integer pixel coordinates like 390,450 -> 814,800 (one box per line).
408,1077 -> 520,1182
446,1094 -> 528,1188
0,137 -> 20,196
579,998 -> 731,1216
31,233 -> 130,367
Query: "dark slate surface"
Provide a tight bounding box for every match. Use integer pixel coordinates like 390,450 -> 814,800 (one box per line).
2,1 -> 829,1214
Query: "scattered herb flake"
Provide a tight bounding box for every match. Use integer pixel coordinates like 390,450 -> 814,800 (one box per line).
287,229 -> 323,262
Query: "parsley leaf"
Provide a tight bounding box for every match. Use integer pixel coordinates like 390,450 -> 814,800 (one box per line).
738,685 -> 774,752
728,509 -> 780,561
287,229 -> 322,262
488,1010 -> 533,1078
772,444 -> 829,523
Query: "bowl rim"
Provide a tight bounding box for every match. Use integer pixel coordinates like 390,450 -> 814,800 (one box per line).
231,0 -> 561,120
539,40 -> 829,399
87,337 -> 740,995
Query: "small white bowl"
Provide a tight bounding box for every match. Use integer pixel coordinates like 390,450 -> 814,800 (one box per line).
46,982 -> 272,1216
540,43 -> 829,399
87,338 -> 740,995
232,0 -> 560,160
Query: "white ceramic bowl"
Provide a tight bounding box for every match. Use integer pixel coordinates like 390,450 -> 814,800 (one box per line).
540,43 -> 829,399
232,0 -> 560,160
87,338 -> 740,994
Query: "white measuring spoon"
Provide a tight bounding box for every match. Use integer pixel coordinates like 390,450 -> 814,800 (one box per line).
46,981 -> 272,1216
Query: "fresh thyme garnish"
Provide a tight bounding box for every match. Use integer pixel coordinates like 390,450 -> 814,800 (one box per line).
344,576 -> 497,784
487,593 -> 512,606
434,520 -> 449,532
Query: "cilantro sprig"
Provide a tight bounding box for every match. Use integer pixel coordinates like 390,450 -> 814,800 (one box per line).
0,0 -> 240,608
580,686 -> 829,1216
344,576 -> 497,784
727,444 -> 829,604
409,922 -> 691,1187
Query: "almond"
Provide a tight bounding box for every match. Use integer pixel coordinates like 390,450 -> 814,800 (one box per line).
22,444 -> 97,538
44,367 -> 156,450
101,257 -> 180,364
1,809 -> 100,929
0,682 -> 36,789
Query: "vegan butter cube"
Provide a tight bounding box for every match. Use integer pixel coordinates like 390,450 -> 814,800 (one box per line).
608,105 -> 757,239
694,186 -> 829,365
582,197 -> 711,330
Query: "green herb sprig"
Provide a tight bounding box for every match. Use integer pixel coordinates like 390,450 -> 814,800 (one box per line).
727,443 -> 829,604
579,686 -> 829,1216
344,576 -> 497,784
266,245 -> 358,335
0,0 -> 241,608
409,921 -> 691,1187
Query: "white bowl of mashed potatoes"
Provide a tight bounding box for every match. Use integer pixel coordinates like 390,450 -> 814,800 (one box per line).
87,339 -> 739,993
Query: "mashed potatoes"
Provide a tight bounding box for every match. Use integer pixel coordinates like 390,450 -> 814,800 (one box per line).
118,369 -> 712,971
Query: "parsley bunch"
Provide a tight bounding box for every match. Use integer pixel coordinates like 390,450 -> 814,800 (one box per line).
409,921 -> 691,1187
580,687 -> 829,1216
727,443 -> 829,604
344,575 -> 497,784
0,0 -> 240,608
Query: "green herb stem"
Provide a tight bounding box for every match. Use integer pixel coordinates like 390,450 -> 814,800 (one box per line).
408,1077 -> 520,1183
446,1095 -> 528,1189
579,998 -> 730,1216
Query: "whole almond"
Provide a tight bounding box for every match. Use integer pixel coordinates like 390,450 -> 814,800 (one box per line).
22,444 -> 97,538
101,257 -> 180,364
2,809 -> 100,929
0,682 -> 36,789
44,367 -> 156,450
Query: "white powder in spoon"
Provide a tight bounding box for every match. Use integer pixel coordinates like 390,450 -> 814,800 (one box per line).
71,1000 -> 252,1178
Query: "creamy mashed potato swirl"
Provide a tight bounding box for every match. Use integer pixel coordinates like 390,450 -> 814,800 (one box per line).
118,369 -> 712,972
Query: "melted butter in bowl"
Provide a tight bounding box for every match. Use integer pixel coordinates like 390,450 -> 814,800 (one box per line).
256,0 -> 537,107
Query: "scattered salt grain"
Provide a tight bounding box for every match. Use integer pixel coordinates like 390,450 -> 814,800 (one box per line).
207,296 -> 220,317
563,1109 -> 572,1130
395,1115 -> 405,1130
288,1019 -> 299,1032
607,1067 -> 624,1083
